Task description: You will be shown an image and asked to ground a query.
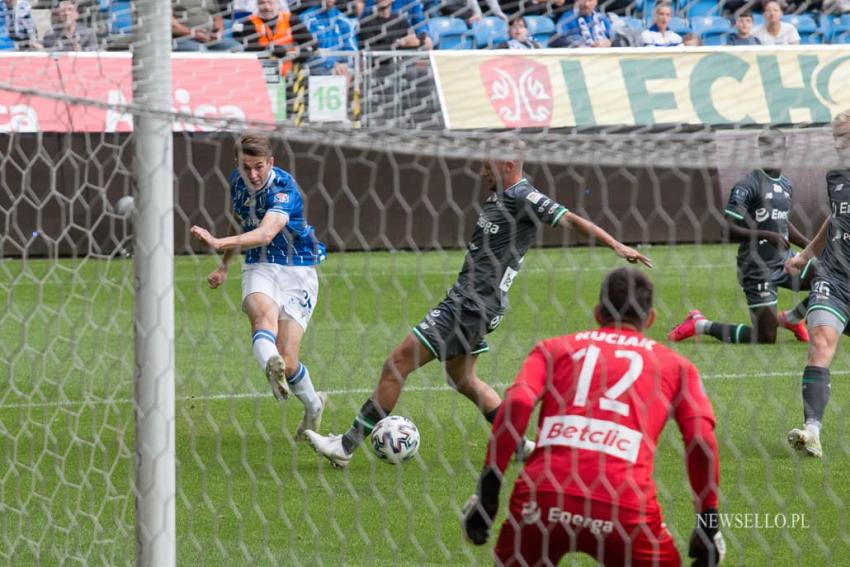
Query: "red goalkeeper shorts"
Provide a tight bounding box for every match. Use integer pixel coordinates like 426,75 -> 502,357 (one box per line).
493,492 -> 681,567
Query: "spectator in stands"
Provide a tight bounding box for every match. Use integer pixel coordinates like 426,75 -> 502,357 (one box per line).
682,31 -> 703,45
172,0 -> 243,51
357,0 -> 432,47
359,0 -> 425,49
301,0 -> 357,75
753,0 -> 800,44
727,9 -> 761,45
549,0 -> 611,47
234,0 -> 310,73
1,0 -> 41,49
498,14 -> 542,48
42,0 -> 97,50
641,1 -> 682,46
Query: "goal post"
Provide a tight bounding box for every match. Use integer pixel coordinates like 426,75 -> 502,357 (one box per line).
132,0 -> 175,564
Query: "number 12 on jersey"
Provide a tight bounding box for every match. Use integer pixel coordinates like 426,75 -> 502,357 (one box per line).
571,345 -> 644,418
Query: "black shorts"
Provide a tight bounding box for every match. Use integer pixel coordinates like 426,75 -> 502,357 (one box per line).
738,255 -> 814,309
411,294 -> 503,361
808,274 -> 850,330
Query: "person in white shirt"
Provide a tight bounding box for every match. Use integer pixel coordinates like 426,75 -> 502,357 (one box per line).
641,1 -> 682,47
753,0 -> 800,45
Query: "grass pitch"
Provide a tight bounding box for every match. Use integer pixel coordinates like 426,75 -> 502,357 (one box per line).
2,244 -> 849,565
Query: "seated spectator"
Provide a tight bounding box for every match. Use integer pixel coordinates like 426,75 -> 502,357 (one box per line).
641,1 -> 682,46
42,0 -> 98,51
726,9 -> 761,45
301,0 -> 357,76
357,0 -> 431,47
499,14 -> 542,48
359,0 -> 425,49
234,0 -> 309,73
1,0 -> 41,49
172,0 -> 243,51
549,0 -> 611,48
753,0 -> 799,44
682,31 -> 703,45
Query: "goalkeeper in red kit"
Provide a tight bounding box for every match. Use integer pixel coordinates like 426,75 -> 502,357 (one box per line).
463,267 -> 725,566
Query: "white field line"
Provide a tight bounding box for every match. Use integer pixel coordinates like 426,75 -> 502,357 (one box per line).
1,369 -> 846,411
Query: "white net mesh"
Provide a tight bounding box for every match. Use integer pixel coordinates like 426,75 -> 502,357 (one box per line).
2,44 -> 850,565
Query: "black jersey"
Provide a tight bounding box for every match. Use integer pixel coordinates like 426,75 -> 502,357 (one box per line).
819,169 -> 850,276
724,169 -> 794,278
452,179 -> 568,315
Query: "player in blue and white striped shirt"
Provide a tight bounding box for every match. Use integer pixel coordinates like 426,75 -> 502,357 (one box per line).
191,133 -> 328,439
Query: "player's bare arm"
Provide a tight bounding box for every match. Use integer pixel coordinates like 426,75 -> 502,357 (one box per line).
559,211 -> 653,268
192,212 -> 288,253
205,223 -> 239,289
785,218 -> 829,275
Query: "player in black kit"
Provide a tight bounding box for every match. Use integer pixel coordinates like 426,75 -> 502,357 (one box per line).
786,110 -> 850,458
305,153 -> 652,467
669,130 -> 813,345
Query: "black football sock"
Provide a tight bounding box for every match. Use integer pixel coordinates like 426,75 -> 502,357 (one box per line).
707,322 -> 753,344
784,298 -> 809,324
341,399 -> 389,454
802,366 -> 831,429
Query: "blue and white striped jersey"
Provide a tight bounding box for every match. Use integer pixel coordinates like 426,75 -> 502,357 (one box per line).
230,166 -> 327,266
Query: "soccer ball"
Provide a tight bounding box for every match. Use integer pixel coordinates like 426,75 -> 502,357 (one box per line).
371,415 -> 420,464
115,195 -> 135,217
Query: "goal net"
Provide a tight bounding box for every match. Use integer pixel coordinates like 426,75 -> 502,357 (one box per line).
1,44 -> 848,566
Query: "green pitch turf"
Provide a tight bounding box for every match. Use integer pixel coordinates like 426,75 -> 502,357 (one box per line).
1,244 -> 849,565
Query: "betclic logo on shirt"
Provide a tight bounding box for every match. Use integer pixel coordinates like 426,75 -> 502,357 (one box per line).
537,415 -> 643,463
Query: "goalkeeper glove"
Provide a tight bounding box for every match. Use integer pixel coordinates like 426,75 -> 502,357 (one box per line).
461,467 -> 501,545
688,508 -> 726,567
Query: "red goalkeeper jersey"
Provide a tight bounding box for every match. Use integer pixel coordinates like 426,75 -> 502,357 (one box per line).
485,327 -> 719,514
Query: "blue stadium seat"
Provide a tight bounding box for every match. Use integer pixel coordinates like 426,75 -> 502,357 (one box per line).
752,12 -> 764,26
685,0 -> 719,18
821,14 -> 850,41
691,15 -> 730,35
782,14 -> 818,44
524,15 -> 555,44
109,0 -> 133,34
0,36 -> 14,51
831,24 -> 850,43
428,17 -> 472,49
619,16 -> 645,31
668,16 -> 691,35
472,16 -> 508,48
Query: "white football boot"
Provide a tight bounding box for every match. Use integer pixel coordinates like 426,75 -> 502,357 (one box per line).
514,438 -> 536,462
265,355 -> 290,401
787,428 -> 823,458
304,431 -> 352,468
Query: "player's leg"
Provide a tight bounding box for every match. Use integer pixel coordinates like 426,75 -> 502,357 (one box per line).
776,263 -> 813,341
275,266 -> 326,439
444,354 -> 534,460
243,291 -> 290,400
304,333 -> 435,467
670,282 -> 778,344
276,318 -> 327,439
788,294 -> 844,458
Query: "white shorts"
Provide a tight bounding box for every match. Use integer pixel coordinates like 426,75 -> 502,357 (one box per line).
241,263 -> 319,331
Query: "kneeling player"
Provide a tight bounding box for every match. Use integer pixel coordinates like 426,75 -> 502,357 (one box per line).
785,110 -> 850,458
669,130 -> 812,344
464,268 -> 724,566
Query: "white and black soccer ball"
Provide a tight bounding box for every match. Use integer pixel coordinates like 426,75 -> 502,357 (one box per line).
371,415 -> 420,464
115,195 -> 135,218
